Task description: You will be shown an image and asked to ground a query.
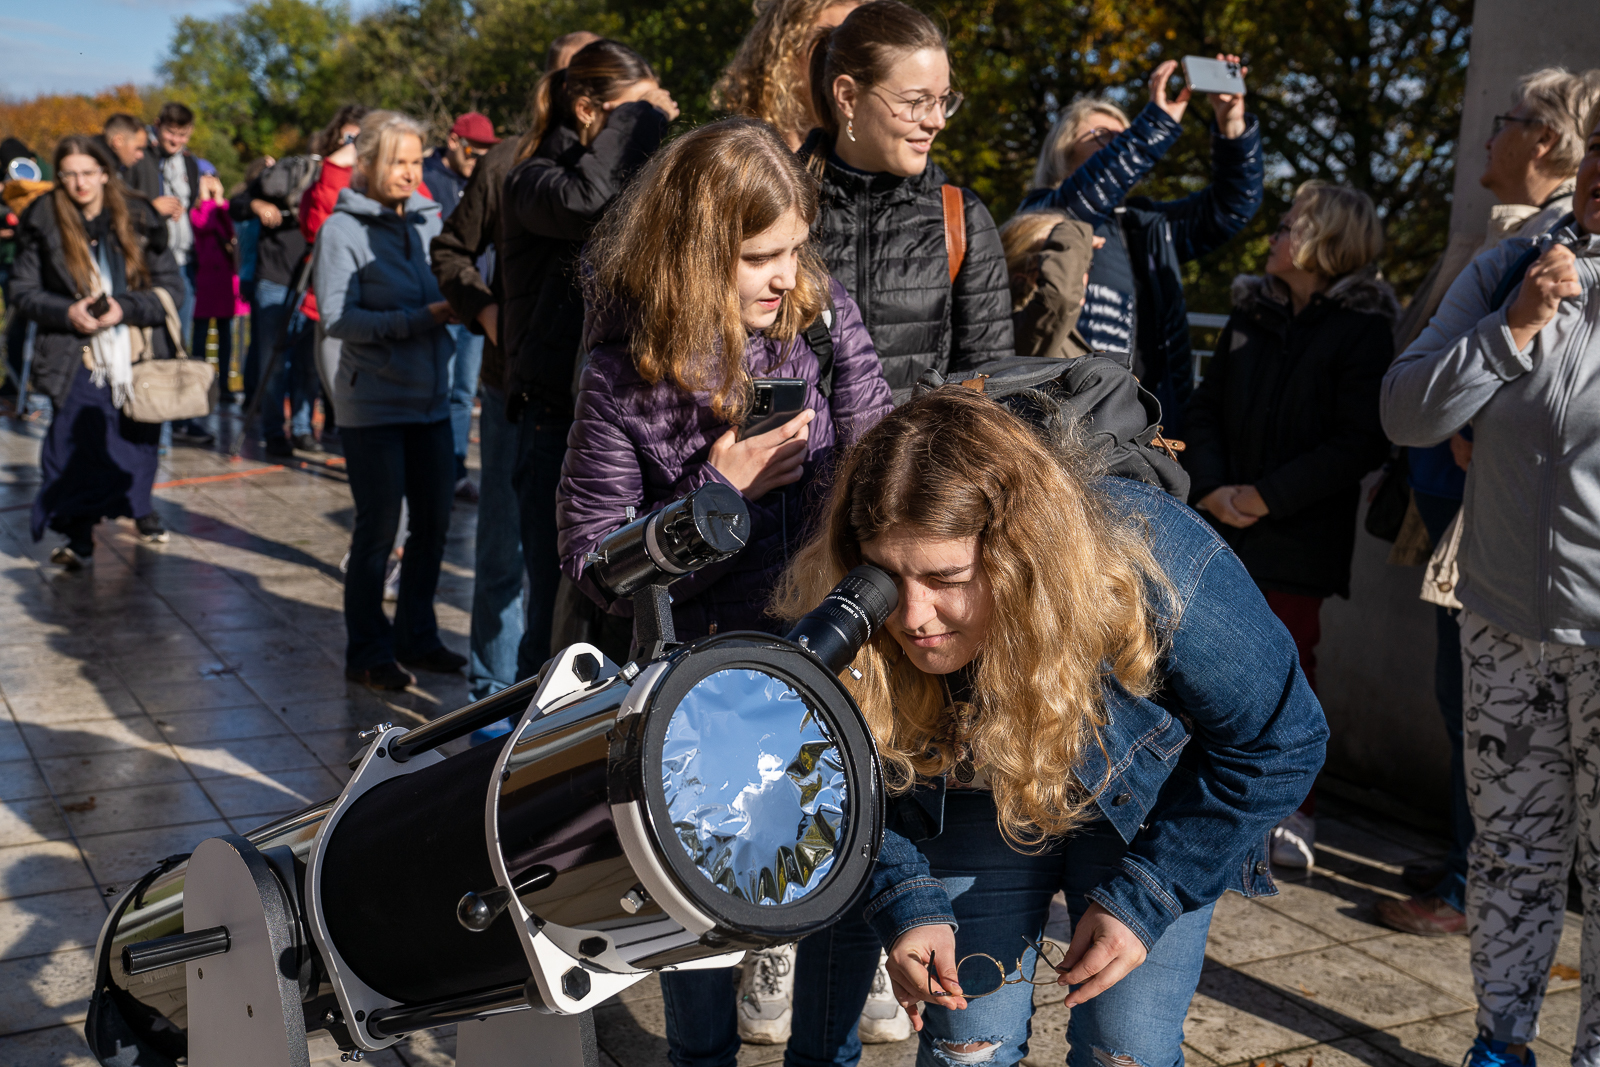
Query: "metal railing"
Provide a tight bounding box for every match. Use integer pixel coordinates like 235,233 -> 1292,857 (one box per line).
1188,312 -> 1228,387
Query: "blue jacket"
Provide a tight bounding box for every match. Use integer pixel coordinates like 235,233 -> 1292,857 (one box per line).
1020,103 -> 1264,436
863,477 -> 1327,951
315,187 -> 453,428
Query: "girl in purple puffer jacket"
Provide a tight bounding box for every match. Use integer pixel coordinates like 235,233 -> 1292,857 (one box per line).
557,117 -> 893,642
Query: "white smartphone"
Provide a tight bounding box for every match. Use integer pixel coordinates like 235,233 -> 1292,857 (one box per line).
1182,56 -> 1246,95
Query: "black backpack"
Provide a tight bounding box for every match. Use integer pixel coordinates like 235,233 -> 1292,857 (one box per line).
912,356 -> 1191,498
257,154 -> 318,213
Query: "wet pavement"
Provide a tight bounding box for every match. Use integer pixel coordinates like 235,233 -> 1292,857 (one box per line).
0,408 -> 1585,1067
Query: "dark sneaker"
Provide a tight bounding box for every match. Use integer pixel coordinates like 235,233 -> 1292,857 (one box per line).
135,514 -> 169,544
1401,861 -> 1448,893
1374,894 -> 1466,936
454,477 -> 480,503
263,437 -> 295,458
171,421 -> 215,445
346,662 -> 416,691
399,647 -> 469,674
293,433 -> 325,454
49,545 -> 89,571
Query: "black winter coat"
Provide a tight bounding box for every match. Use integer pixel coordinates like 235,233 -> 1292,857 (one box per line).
11,195 -> 182,409
1182,271 -> 1398,599
798,132 -> 1013,394
431,139 -> 517,394
1020,104 -> 1264,435
498,102 -> 668,420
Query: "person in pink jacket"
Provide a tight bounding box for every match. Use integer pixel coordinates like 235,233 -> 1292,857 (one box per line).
190,172 -> 240,398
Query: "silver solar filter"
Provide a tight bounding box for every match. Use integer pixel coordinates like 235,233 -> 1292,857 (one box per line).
84,485 -> 898,1066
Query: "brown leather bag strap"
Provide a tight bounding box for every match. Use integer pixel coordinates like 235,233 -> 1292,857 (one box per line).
940,184 -> 966,284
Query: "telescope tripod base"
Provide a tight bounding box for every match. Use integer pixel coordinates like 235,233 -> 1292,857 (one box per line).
455,1007 -> 599,1067
183,835 -> 309,1067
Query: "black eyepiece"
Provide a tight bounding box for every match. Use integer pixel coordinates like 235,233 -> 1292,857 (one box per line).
785,565 -> 899,675
587,483 -> 749,602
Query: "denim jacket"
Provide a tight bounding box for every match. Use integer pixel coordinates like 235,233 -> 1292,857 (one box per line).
862,478 -> 1328,951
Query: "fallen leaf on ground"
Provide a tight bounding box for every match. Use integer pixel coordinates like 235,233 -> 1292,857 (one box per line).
1552,964 -> 1580,981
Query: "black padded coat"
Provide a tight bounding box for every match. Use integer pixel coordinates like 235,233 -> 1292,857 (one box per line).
498,102 -> 669,421
797,132 -> 1013,394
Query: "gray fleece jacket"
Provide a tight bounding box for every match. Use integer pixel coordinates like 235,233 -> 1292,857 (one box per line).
315,187 -> 452,427
1381,229 -> 1600,645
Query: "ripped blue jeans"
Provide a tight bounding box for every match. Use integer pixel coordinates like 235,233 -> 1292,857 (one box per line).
788,793 -> 1214,1067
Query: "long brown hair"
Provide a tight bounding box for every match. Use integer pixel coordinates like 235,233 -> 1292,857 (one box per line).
807,0 -> 944,145
586,118 -> 828,422
51,135 -> 148,296
713,0 -> 861,144
772,388 -> 1174,848
518,39 -> 656,162
313,104 -> 369,157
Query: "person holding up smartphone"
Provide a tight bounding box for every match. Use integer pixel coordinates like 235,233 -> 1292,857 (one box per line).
1021,54 -> 1263,435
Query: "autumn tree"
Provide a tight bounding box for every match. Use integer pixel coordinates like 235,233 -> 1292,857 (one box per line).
0,84 -> 152,169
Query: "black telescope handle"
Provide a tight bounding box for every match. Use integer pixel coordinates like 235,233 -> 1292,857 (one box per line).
388,657 -> 558,763
122,926 -> 230,975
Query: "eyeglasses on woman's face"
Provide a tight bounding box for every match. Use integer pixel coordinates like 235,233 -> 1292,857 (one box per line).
925,937 -> 1068,1001
871,87 -> 965,124
1492,113 -> 1542,137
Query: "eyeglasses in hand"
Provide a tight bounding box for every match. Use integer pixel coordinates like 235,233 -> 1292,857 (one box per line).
925,937 -> 1068,1002
872,88 -> 965,123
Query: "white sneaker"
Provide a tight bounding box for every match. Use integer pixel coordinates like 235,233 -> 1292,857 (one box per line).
736,945 -> 795,1044
382,554 -> 402,602
857,950 -> 912,1043
1271,810 -> 1316,869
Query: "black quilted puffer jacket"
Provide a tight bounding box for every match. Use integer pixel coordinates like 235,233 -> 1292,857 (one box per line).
798,132 -> 1013,393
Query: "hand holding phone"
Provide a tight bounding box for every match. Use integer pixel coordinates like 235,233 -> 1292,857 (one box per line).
737,378 -> 809,440
87,294 -> 110,318
1183,54 -> 1249,138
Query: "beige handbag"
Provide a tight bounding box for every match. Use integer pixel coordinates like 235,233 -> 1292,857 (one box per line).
123,286 -> 216,424
1420,508 -> 1464,609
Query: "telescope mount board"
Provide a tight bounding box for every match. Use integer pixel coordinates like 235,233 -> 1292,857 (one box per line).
305,724 -> 445,1052
183,835 -> 310,1067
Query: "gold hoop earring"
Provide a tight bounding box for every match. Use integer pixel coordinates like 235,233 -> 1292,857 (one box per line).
846,119 -> 856,142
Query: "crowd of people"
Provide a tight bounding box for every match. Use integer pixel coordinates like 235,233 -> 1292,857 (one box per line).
3,2 -> 1600,1065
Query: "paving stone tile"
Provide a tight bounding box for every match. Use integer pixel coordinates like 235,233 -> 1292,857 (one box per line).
298,727 -> 371,769
1237,945 -> 1470,1033
55,781 -> 221,838
1183,964 -> 1350,1064
1353,932 -> 1476,1005
0,760 -> 50,802
0,797 -> 71,847
276,695 -> 395,733
0,888 -> 108,961
247,669 -> 358,705
0,842 -> 95,900
3,684 -> 146,725
174,734 -> 324,779
107,653 -> 240,685
37,747 -> 190,795
125,674 -> 261,713
1359,1011 -> 1479,1067
0,945 -> 94,1033
1534,986 -> 1581,1057
594,993 -> 802,1067
0,1021 -> 99,1065
18,716 -> 167,759
1256,871 -> 1397,944
0,720 -> 30,762
78,819 -> 231,886
151,705 -> 287,744
201,767 -> 342,819
1206,889 -> 1341,967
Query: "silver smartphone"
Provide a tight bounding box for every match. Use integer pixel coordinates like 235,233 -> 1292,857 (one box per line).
1182,56 -> 1246,95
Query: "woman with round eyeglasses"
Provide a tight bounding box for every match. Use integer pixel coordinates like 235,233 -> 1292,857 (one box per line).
798,0 -> 1013,396
1020,57 -> 1261,437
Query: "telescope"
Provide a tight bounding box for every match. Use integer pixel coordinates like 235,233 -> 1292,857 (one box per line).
85,483 -> 898,1067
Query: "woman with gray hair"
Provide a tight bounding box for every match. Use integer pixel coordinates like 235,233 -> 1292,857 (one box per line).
316,109 -> 464,691
1381,104 -> 1600,1067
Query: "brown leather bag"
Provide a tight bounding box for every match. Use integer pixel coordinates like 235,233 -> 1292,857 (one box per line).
123,286 -> 216,423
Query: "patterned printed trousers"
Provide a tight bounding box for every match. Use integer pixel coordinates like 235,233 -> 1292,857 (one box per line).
1461,609 -> 1600,1057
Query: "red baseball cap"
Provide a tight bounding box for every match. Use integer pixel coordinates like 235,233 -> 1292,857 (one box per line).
451,112 -> 501,145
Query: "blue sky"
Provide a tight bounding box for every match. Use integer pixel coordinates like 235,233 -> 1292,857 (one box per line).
0,0 -> 239,97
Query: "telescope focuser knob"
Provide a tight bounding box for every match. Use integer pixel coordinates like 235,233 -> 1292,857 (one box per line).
619,885 -> 651,914
357,722 -> 393,742
456,886 -> 512,932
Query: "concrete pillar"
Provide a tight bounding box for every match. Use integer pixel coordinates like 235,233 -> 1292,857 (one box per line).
1317,1 -> 1600,819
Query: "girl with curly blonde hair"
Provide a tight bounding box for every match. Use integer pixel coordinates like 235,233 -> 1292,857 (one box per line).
713,0 -> 862,149
772,386 -> 1327,1067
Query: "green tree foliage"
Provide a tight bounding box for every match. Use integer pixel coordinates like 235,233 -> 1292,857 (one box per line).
159,0 -> 1469,307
